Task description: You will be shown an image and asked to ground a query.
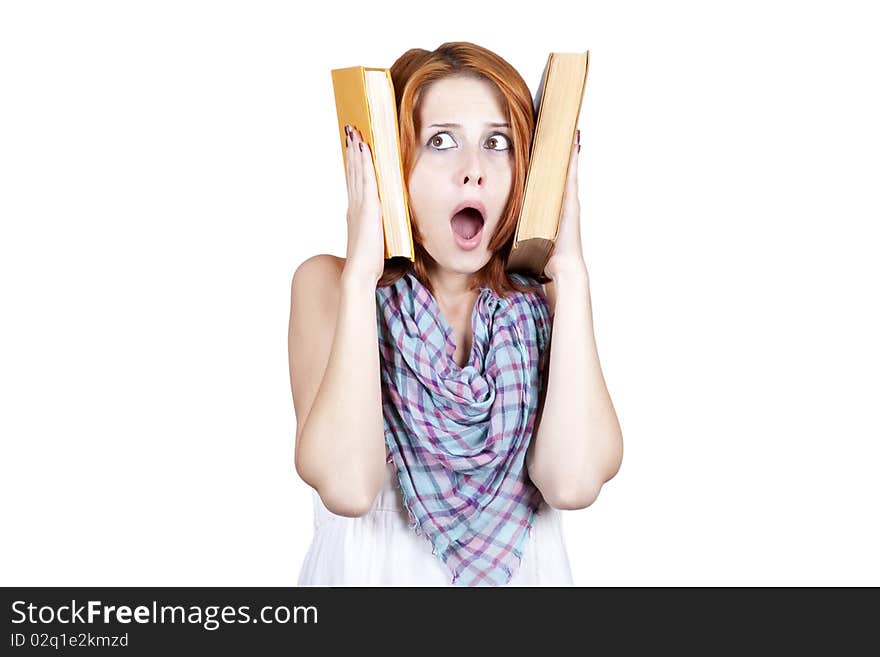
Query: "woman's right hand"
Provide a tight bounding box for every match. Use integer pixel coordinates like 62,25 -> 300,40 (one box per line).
343,125 -> 385,283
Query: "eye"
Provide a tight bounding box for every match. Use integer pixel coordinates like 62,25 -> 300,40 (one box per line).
486,133 -> 512,151
427,132 -> 456,150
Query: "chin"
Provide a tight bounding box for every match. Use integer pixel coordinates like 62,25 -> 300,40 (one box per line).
439,250 -> 492,274
421,232 -> 494,274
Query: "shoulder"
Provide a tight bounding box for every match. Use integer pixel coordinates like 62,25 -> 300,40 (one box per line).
505,271 -> 555,318
288,255 -> 348,448
292,254 -> 346,287
291,255 -> 347,311
542,280 -> 556,318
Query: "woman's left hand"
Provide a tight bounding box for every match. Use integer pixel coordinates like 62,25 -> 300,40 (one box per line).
544,129 -> 586,279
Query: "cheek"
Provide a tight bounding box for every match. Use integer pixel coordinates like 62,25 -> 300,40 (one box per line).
492,160 -> 515,202
407,164 -> 444,227
487,152 -> 514,178
502,155 -> 515,180
408,166 -> 428,200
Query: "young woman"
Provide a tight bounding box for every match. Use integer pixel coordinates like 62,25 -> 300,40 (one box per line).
288,42 -> 623,586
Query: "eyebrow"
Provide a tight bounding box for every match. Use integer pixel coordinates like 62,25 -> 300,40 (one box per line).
426,122 -> 510,129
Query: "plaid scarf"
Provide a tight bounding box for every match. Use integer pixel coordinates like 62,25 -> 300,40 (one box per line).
375,269 -> 552,586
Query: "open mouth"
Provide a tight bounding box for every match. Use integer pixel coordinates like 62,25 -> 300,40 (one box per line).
450,206 -> 485,241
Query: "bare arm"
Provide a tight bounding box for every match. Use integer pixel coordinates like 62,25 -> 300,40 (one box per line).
524,131 -> 623,511
290,126 -> 388,517
527,262 -> 623,510
289,255 -> 387,517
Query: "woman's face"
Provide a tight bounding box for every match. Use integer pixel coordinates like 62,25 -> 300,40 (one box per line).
407,75 -> 514,275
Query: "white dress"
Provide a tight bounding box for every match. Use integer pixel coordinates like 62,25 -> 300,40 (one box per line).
297,460 -> 575,586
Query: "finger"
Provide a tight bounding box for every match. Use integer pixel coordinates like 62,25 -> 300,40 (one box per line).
351,127 -> 362,171
350,126 -> 362,201
566,128 -> 579,187
359,138 -> 377,198
344,125 -> 355,203
353,127 -> 371,199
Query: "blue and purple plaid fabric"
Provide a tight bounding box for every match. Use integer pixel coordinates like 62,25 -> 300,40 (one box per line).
375,269 -> 552,586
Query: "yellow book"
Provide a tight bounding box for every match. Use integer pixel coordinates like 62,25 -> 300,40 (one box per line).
330,66 -> 415,261
507,51 -> 590,279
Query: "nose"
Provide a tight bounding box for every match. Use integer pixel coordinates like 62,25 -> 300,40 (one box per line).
459,147 -> 484,187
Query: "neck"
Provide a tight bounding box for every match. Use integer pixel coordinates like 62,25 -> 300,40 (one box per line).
424,264 -> 480,314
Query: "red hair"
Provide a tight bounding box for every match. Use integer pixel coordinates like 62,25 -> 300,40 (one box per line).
378,41 -> 547,299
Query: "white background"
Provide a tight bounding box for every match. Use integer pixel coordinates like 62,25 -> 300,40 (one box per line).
2,0 -> 878,586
